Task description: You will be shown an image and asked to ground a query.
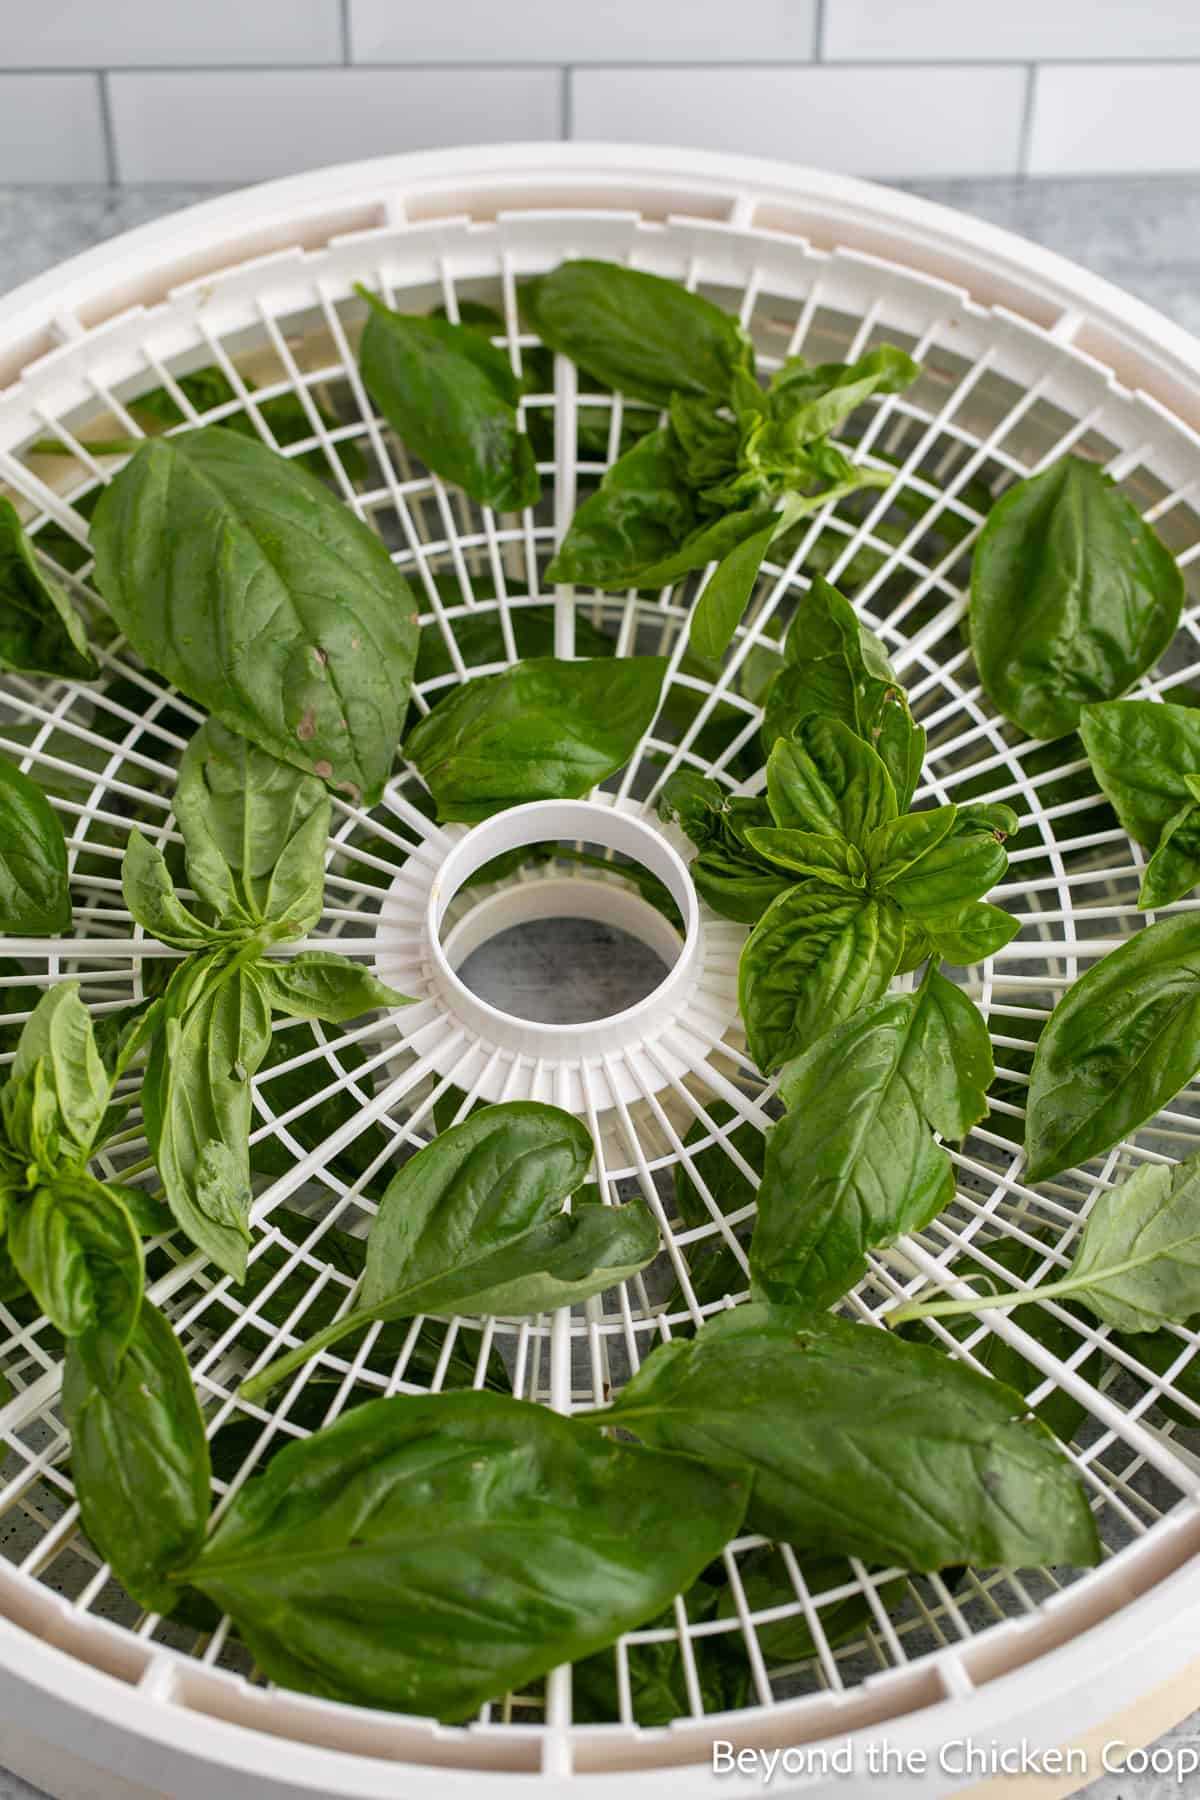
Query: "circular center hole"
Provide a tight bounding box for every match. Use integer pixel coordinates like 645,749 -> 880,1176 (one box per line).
457,916 -> 673,1025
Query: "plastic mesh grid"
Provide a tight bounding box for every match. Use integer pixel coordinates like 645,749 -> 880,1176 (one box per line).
0,191 -> 1198,1761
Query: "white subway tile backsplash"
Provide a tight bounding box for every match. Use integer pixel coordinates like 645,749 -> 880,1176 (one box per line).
0,75 -> 107,182
1,0 -> 341,69
1029,62 -> 1200,174
349,0 -> 814,64
108,68 -> 561,182
823,0 -> 1200,63
569,65 -> 1027,178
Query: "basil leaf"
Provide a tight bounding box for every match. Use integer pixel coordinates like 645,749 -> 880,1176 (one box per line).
522,259 -> 753,409
922,900 -> 1019,965
8,1177 -> 141,1387
864,806 -> 957,888
765,346 -> 920,442
766,719 -> 897,846
602,1303 -> 1099,1571
717,1550 -> 904,1668
357,288 -> 538,512
750,991 -> 964,1306
690,844 -> 794,925
176,720 -> 330,933
122,829 -> 227,950
0,757 -> 71,936
143,955 -> 273,1280
689,517 -> 778,661
742,827 -> 866,890
404,656 -> 666,823
240,1103 -> 654,1401
902,966 -> 995,1140
64,1300 -> 210,1614
184,1389 -> 746,1719
885,804 -> 1013,918
255,951 -> 411,1021
970,458 -> 1183,739
1025,914 -> 1200,1183
92,996 -> 163,1082
1079,700 -> 1200,908
9,982 -> 110,1161
91,427 -> 418,806
543,428 -> 696,588
1051,1155 -> 1200,1333
739,887 -> 904,1073
575,1579 -> 747,1726
0,497 -> 97,680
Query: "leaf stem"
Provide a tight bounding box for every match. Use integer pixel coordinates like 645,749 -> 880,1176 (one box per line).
888,1274 -> 1079,1327
239,1311 -> 363,1402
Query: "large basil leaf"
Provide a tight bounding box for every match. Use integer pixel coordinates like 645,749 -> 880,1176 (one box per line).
751,975 -> 990,1306
8,1176 -> 141,1388
766,718 -> 897,846
970,458 -> 1183,740
90,427 -> 418,806
922,900 -> 1019,965
255,951 -> 410,1022
1025,914 -> 1200,1183
739,887 -> 903,1073
182,1389 -> 748,1720
0,757 -> 72,936
0,497 -> 97,680
64,1300 -> 211,1614
7,982 -> 110,1163
239,1103 -> 656,1401
601,1304 -> 1099,1571
1079,700 -> 1200,908
175,720 -> 330,933
404,656 -> 666,823
522,259 -> 752,409
357,289 -> 539,512
143,953 -> 273,1280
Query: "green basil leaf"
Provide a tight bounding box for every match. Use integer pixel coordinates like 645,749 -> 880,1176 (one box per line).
689,518 -> 778,661
0,756 -> 71,936
10,981 -> 110,1160
739,887 -> 904,1073
1051,1155 -> 1200,1333
885,805 -> 1012,917
122,829 -> 227,950
742,826 -> 866,890
357,288 -> 538,511
523,259 -> 753,409
574,1578 -> 747,1725
92,996 -> 163,1082
766,719 -> 897,846
670,394 -> 741,488
633,506 -> 778,593
763,576 -> 905,743
64,1299 -> 210,1614
865,806 -> 957,888
1025,915 -> 1200,1183
90,427 -> 418,806
240,1103 -> 650,1400
9,1177 -> 141,1386
751,996 -> 956,1306
902,966 -> 995,1140
690,844 -> 794,925
602,1303 -> 1099,1571
716,1550 -> 904,1669
404,656 -> 666,823
184,1389 -> 746,1719
921,900 -> 1019,965
176,719 -> 330,933
970,458 -> 1183,739
1079,700 -> 1200,908
255,951 -> 411,1021
543,428 -> 696,588
768,345 -> 920,422
0,497 -> 97,680
143,955 -> 273,1281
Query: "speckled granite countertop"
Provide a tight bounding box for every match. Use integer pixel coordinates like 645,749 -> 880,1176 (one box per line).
0,172 -> 1198,1800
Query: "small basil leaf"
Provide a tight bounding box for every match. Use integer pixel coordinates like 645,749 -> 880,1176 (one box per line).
357,288 -> 539,512
1079,700 -> 1200,909
92,996 -> 164,1083
602,1304 -> 1099,1572
122,829 -> 227,950
8,1177 -> 142,1386
143,956 -> 273,1281
183,1389 -> 747,1722
1141,796 -> 1200,911
256,951 -> 411,1021
689,518 -> 778,661
766,718 -> 897,846
1025,914 -> 1200,1183
690,845 -> 794,925
921,901 -> 1019,965
970,457 -> 1183,740
767,345 -> 921,425
885,806 -> 1011,917
0,757 -> 71,935
10,981 -> 110,1161
543,427 -> 697,588
522,259 -> 753,409
739,887 -> 904,1073
865,806 -> 957,888
1055,1155 -> 1200,1333
404,656 -> 666,823
0,497 -> 97,680
64,1300 -> 211,1614
90,427 -> 418,806
742,827 -> 866,889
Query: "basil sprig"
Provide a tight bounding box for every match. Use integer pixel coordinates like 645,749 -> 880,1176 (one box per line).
126,720 -> 408,1280
526,260 -> 919,656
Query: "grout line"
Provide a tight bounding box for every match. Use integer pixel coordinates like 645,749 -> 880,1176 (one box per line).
813,0 -> 826,62
96,71 -> 118,186
1017,62 -> 1038,179
561,65 -> 572,140
4,55 -> 1200,75
339,0 -> 352,65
